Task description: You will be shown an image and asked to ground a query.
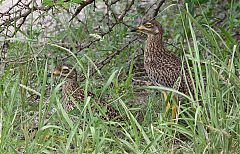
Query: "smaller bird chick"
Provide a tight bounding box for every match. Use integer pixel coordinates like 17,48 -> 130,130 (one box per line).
48,64 -> 121,120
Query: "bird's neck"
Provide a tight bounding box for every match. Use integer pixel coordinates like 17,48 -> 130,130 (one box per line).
62,78 -> 78,94
146,33 -> 166,56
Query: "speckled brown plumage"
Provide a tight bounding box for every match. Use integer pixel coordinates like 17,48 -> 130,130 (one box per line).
132,19 -> 192,95
49,64 -> 121,120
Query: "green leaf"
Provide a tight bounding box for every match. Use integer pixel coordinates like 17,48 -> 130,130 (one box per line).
71,0 -> 83,4
42,0 -> 55,6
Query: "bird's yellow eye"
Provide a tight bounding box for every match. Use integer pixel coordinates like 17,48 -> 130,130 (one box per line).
144,23 -> 153,28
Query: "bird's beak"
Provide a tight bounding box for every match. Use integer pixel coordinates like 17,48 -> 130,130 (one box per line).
48,70 -> 61,77
130,25 -> 145,32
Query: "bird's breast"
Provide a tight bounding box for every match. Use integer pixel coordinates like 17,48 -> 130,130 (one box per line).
143,48 -> 179,87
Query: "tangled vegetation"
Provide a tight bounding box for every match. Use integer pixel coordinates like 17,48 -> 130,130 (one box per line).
0,0 -> 239,153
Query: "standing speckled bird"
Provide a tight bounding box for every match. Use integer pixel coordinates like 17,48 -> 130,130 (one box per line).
131,19 -> 193,118
48,64 -> 121,120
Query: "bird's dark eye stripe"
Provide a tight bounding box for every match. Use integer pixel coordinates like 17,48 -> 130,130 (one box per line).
62,69 -> 69,73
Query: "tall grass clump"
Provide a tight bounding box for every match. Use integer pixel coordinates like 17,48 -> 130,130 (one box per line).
0,0 -> 239,153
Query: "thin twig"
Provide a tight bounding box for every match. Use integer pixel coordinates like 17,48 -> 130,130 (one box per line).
152,0 -> 166,18
69,0 -> 94,22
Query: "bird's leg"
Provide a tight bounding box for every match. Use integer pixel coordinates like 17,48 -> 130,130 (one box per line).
163,92 -> 177,121
163,92 -> 171,114
172,96 -> 177,120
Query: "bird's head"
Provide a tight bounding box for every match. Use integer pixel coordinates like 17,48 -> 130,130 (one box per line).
131,19 -> 163,35
48,64 -> 77,79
